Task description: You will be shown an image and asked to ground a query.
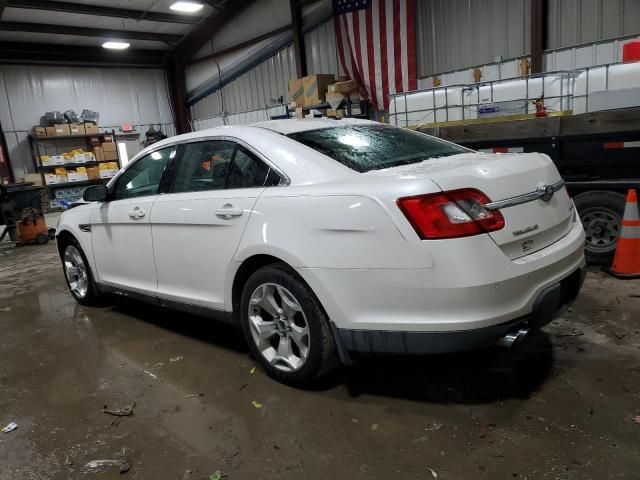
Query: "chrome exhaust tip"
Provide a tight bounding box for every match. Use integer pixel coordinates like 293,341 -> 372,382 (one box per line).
496,327 -> 530,348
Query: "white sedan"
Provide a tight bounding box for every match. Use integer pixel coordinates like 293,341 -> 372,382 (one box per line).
57,118 -> 586,385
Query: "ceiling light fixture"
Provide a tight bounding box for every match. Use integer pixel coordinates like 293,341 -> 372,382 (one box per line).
102,41 -> 130,50
170,1 -> 204,13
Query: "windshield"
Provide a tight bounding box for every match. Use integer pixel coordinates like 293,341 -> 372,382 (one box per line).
287,125 -> 469,173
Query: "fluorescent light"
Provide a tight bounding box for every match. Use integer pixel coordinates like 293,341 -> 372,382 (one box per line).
102,41 -> 130,50
170,1 -> 204,13
117,142 -> 129,167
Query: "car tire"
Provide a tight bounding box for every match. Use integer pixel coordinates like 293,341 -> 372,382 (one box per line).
59,237 -> 103,306
573,191 -> 626,266
239,263 -> 337,387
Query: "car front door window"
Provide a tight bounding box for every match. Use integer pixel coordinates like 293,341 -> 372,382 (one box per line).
113,147 -> 175,200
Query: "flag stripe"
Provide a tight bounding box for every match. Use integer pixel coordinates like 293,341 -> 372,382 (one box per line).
378,0 -> 389,108
393,0 -> 403,96
334,0 -> 416,109
334,16 -> 350,81
365,5 -> 379,109
406,0 -> 417,90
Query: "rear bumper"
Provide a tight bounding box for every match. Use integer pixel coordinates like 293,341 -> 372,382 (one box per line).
336,264 -> 586,355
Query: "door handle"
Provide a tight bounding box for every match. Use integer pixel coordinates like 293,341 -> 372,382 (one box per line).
128,208 -> 145,220
215,206 -> 243,219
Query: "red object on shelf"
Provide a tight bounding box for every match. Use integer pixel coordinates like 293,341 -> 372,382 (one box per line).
622,41 -> 640,63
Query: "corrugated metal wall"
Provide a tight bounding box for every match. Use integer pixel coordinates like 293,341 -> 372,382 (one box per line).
418,33 -> 640,89
190,18 -> 341,126
0,65 -> 174,178
190,45 -> 296,122
416,0 -> 531,77
305,20 -> 342,75
547,0 -> 640,49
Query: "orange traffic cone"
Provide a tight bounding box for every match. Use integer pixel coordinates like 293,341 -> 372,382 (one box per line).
610,189 -> 640,279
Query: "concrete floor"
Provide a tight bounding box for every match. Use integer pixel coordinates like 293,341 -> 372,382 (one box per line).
1,244 -> 639,480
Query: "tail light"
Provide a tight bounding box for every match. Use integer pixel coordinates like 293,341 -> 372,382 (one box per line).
397,188 -> 505,239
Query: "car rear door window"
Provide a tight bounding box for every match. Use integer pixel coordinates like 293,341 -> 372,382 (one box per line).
112,147 -> 175,200
227,145 -> 273,189
172,140 -> 236,193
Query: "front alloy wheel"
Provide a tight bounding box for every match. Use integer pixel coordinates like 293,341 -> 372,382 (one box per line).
60,239 -> 102,306
64,245 -> 89,299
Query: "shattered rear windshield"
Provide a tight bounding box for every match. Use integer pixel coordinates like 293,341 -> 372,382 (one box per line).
287,125 -> 469,173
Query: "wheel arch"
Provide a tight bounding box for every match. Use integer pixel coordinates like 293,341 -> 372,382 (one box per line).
55,229 -> 78,258
230,254 -> 296,325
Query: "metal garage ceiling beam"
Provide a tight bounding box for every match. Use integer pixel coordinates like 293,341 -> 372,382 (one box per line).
6,0 -> 203,25
0,21 -> 184,43
0,41 -> 167,67
175,0 -> 258,62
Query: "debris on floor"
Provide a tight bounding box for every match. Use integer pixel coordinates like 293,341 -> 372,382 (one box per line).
84,459 -> 131,474
210,471 -> 226,480
426,467 -> 438,478
634,416 -> 640,425
143,370 -> 159,380
102,402 -> 135,416
170,355 -> 184,362
2,422 -> 18,433
424,422 -> 444,432
554,329 -> 584,337
252,401 -> 263,409
249,367 -> 256,374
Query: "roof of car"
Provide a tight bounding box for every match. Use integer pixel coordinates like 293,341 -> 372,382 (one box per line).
252,117 -> 375,135
130,118 -> 377,164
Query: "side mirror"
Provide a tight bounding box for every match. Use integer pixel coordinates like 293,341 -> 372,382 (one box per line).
83,184 -> 108,202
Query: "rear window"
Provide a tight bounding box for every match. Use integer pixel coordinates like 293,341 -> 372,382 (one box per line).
287,125 -> 469,173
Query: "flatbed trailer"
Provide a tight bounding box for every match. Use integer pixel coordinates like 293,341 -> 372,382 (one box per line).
417,108 -> 640,265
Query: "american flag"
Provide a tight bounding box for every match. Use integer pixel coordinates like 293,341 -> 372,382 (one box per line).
333,0 -> 417,110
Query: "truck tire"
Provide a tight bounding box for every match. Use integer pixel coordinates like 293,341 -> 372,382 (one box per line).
573,191 -> 626,266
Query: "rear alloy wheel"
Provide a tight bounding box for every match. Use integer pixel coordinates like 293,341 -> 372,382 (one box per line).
61,240 -> 102,306
574,191 -> 626,266
240,264 -> 337,386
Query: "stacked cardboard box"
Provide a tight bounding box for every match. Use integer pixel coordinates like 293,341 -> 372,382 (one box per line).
289,74 -> 336,107
98,162 -> 119,178
69,123 -> 85,135
45,124 -> 71,136
101,142 -> 118,161
66,167 -> 89,182
84,123 -> 99,135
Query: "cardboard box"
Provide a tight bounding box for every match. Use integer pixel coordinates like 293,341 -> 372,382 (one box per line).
84,123 -> 99,135
328,79 -> 357,94
46,124 -> 71,136
69,123 -> 85,135
86,167 -> 100,180
40,155 -> 51,166
73,153 -> 87,163
326,108 -> 345,118
294,107 -> 304,119
93,147 -> 105,162
44,173 -> 59,185
302,74 -> 335,106
34,127 -> 47,137
103,151 -> 118,161
101,142 -> 117,152
50,155 -> 65,165
289,78 -> 305,107
99,169 -> 118,179
67,170 -> 88,182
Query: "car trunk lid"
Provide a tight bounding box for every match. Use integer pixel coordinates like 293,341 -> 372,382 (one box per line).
368,152 -> 575,259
